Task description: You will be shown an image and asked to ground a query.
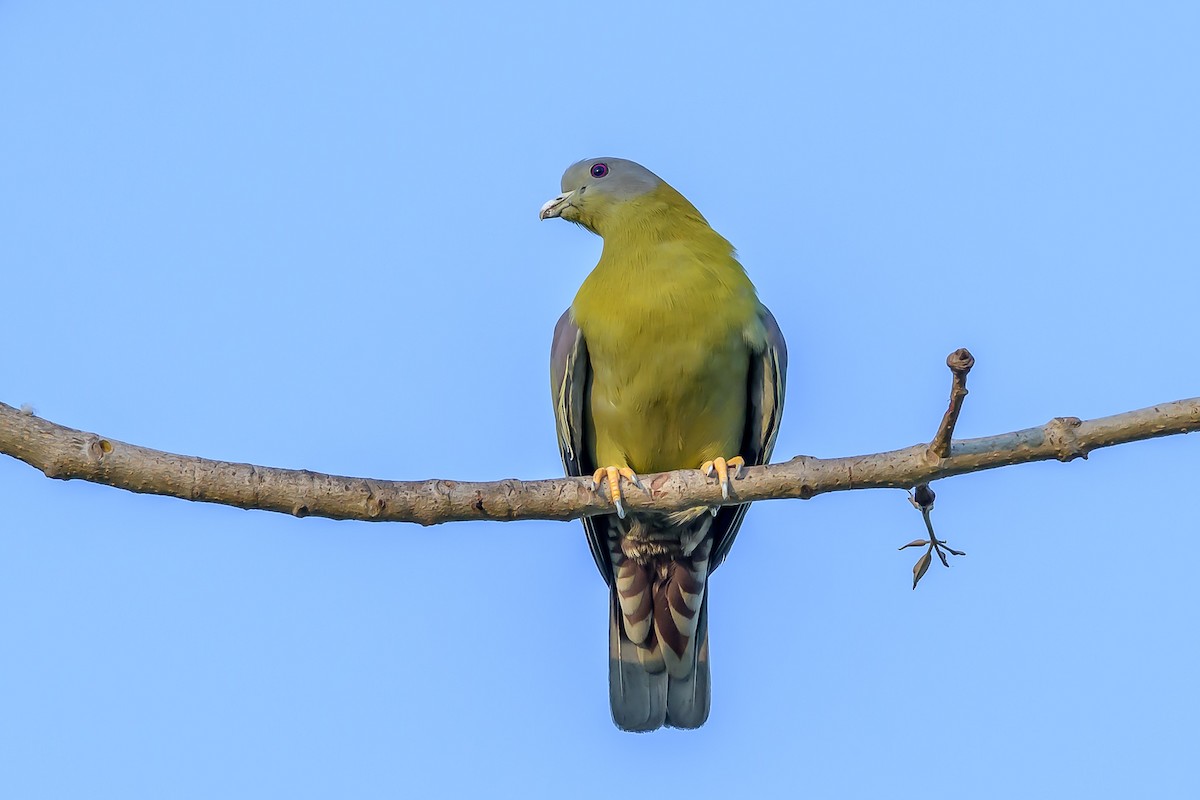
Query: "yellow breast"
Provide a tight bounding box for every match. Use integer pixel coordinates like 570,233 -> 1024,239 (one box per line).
571,200 -> 762,474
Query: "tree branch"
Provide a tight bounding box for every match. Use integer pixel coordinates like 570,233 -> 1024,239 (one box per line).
2,391 -> 1196,526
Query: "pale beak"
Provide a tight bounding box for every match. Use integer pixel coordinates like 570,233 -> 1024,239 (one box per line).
539,190 -> 576,220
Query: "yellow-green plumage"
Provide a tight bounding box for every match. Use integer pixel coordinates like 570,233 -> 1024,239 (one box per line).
544,157 -> 786,732
570,183 -> 765,475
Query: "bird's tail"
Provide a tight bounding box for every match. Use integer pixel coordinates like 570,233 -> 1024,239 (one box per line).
608,538 -> 711,731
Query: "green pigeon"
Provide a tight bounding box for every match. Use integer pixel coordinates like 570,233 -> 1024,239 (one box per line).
544,158 -> 787,731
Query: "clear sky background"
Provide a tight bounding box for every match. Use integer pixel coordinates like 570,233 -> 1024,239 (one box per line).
2,2 -> 1197,797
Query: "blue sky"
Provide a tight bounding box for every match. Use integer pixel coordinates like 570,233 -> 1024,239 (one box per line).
2,2 -> 1198,797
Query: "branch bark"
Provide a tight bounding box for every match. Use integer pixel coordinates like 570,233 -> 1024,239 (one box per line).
1,396 -> 1196,526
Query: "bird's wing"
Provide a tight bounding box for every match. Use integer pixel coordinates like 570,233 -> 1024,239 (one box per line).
708,304 -> 788,572
550,309 -> 613,583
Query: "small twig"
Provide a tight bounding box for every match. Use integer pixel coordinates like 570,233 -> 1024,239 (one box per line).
901,484 -> 966,589
929,348 -> 976,460
904,349 -> 976,588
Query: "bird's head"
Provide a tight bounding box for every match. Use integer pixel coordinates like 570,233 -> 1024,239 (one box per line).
540,157 -> 700,236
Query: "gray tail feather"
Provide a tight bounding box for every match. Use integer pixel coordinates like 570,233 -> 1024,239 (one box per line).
608,589 -> 711,732
665,593 -> 710,729
609,589 -> 667,731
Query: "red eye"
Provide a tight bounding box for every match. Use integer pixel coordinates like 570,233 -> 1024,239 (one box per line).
590,163 -> 609,178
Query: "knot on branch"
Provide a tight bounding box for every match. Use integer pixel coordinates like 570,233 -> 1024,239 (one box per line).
87,437 -> 113,461
364,484 -> 387,519
947,348 -> 975,375
1047,416 -> 1087,461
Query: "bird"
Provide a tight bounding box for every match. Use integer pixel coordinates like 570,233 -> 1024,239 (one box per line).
542,157 -> 787,731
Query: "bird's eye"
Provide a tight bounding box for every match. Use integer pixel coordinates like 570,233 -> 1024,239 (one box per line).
590,163 -> 609,179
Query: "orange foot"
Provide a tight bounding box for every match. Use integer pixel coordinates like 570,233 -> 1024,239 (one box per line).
700,456 -> 745,510
592,465 -> 644,519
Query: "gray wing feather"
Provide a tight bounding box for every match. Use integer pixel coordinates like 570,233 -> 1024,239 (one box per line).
708,304 -> 788,572
550,309 -> 613,582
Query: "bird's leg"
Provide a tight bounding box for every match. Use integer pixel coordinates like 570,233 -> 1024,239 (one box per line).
592,466 -> 644,520
700,456 -> 745,512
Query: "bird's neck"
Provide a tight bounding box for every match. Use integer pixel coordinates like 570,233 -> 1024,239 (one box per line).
572,187 -> 755,330
589,185 -> 711,247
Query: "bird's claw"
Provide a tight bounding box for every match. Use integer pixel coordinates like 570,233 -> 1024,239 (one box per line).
592,465 -> 643,519
701,456 -> 745,503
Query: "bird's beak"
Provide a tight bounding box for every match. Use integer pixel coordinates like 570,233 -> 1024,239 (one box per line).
539,190 -> 575,220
